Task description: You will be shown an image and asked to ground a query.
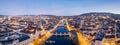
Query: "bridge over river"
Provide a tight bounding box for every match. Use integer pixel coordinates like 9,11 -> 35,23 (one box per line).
29,19 -> 91,45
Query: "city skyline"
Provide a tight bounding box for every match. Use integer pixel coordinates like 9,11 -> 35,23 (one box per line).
0,0 -> 120,16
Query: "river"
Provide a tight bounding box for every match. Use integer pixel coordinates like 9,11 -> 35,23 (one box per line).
44,27 -> 74,45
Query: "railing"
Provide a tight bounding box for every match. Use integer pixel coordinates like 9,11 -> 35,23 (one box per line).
53,32 -> 70,37
45,40 -> 55,43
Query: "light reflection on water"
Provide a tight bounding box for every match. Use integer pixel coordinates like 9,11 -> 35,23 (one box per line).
45,27 -> 74,45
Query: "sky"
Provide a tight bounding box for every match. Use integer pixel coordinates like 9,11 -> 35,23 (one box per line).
0,0 -> 120,16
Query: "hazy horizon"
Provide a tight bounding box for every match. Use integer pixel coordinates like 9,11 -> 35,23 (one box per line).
0,0 -> 120,16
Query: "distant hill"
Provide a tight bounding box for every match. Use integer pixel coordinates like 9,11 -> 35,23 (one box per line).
79,12 -> 113,16
73,12 -> 120,19
0,12 -> 120,17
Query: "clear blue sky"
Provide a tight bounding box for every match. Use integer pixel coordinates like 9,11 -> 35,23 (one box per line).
0,0 -> 120,16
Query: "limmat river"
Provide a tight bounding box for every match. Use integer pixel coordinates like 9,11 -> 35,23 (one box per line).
45,27 -> 74,45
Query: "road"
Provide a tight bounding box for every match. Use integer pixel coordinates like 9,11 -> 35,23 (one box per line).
64,19 -> 90,45
29,19 -> 63,45
76,29 -> 90,45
